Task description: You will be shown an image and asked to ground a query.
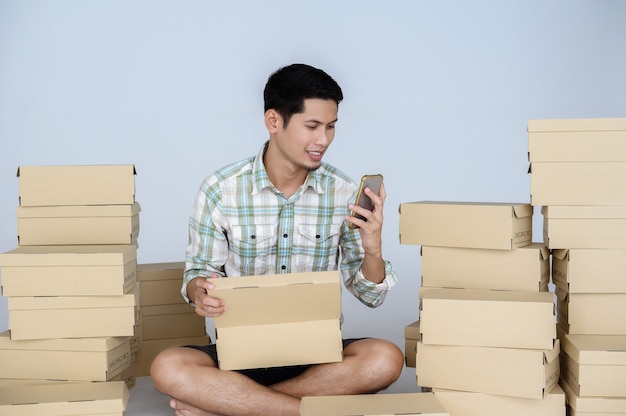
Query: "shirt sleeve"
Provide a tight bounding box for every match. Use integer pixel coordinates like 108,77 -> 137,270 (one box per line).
181,177 -> 228,305
339,221 -> 398,308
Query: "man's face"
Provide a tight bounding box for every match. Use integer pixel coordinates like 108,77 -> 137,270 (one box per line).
274,98 -> 338,172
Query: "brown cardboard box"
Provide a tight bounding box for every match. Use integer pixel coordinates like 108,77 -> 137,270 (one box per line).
0,380 -> 128,415
134,335 -> 210,377
299,392 -> 449,416
137,262 -> 186,305
433,384 -> 566,416
137,261 -> 184,281
552,248 -> 626,293
16,203 -> 140,245
404,320 -> 421,368
140,304 -> 206,340
561,379 -> 626,416
542,206 -> 626,249
212,271 -> 342,370
560,333 -> 626,397
17,164 -> 136,207
0,330 -> 130,381
527,117 -> 626,163
416,340 -> 560,399
0,245 -> 137,296
420,288 -> 556,350
421,243 -> 549,291
531,162 -> 626,206
556,287 -> 626,335
8,286 -> 140,340
399,201 -> 532,249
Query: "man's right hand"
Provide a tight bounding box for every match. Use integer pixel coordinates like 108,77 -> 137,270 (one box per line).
187,275 -> 228,318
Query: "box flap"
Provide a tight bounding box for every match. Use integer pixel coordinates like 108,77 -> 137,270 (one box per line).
544,338 -> 560,364
16,203 -> 141,218
512,204 -> 534,218
299,392 -> 449,416
562,333 -> 626,365
212,271 -> 340,327
551,248 -> 569,261
0,330 -> 129,351
0,245 -> 137,267
528,117 -> 626,132
404,320 -> 421,339
0,380 -> 128,415
8,287 -> 139,310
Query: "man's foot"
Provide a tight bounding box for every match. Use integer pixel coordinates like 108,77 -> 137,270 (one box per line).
170,398 -> 218,416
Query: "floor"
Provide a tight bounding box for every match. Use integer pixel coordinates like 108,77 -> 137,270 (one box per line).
126,367 -> 420,415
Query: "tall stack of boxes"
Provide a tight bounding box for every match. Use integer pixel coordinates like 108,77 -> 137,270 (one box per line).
399,201 -> 566,415
0,165 -> 140,415
134,262 -> 209,376
529,118 -> 626,416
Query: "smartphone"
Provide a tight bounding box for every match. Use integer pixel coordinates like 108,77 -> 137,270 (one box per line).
349,174 -> 384,229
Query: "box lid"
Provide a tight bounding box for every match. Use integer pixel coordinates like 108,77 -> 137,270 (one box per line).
562,333 -> 626,365
561,378 -> 626,412
212,271 -> 340,327
404,320 -> 421,340
542,205 -> 626,219
400,201 -> 533,219
0,380 -> 129,415
0,245 -> 137,267
300,392 -> 449,416
0,330 -> 129,352
8,287 -> 139,310
528,118 -> 626,132
16,203 -> 141,218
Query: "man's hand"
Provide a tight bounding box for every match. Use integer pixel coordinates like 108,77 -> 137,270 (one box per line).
187,275 -> 228,318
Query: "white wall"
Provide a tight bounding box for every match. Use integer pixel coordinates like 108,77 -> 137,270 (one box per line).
1,0 -> 625,392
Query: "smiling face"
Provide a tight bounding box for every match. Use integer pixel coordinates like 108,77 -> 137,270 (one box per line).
265,98 -> 338,175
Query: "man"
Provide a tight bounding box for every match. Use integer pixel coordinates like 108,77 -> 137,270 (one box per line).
151,63 -> 403,416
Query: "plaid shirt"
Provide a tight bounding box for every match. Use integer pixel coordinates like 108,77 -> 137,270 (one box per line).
182,142 -> 397,308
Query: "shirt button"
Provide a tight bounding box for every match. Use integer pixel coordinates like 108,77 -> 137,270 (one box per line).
283,233 -> 288,238
281,265 -> 286,270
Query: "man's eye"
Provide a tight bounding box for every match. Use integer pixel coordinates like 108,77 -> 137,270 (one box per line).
306,125 -> 317,130
327,124 -> 335,129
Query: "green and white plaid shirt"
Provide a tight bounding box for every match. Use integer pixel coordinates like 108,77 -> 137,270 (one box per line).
182,142 -> 397,308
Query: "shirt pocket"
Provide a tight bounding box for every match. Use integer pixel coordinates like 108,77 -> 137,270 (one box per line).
229,224 -> 276,275
295,223 -> 341,272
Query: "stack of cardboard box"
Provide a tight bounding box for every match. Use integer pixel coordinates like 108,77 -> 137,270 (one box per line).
399,201 -> 566,415
133,262 -> 209,376
529,118 -> 626,415
0,165 -> 140,415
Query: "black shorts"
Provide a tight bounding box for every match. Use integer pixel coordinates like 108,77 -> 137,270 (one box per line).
184,338 -> 363,386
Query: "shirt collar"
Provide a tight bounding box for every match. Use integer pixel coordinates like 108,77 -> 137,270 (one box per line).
251,141 -> 325,196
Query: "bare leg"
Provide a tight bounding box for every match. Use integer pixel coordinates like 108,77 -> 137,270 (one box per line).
151,338 -> 404,416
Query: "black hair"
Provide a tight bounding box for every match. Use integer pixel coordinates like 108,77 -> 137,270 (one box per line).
263,63 -> 343,127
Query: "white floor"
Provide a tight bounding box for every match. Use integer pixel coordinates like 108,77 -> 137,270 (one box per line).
126,366 -> 421,415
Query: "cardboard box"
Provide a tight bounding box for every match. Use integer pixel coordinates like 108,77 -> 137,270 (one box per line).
560,333 -> 626,397
137,261 -> 184,281
299,392 -> 449,416
16,203 -> 140,245
8,287 -> 140,340
399,201 -> 533,249
212,271 -> 342,370
552,248 -> 626,293
433,384 -> 566,416
17,164 -> 136,207
140,304 -> 206,340
0,380 -> 128,415
0,330 -> 131,381
561,379 -> 626,416
531,162 -> 626,206
556,287 -> 626,335
420,288 -> 556,350
421,243 -> 549,291
0,245 -> 137,296
542,206 -> 626,249
404,320 -> 421,368
134,335 -> 210,377
528,131 -> 626,162
415,340 -> 560,399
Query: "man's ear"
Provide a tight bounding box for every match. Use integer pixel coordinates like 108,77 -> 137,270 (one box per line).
265,109 -> 281,133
